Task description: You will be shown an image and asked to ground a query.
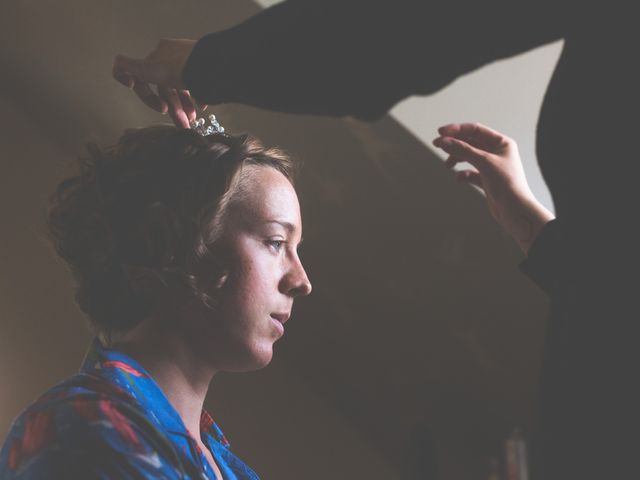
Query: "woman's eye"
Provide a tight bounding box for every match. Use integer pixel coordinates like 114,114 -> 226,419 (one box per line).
266,239 -> 284,251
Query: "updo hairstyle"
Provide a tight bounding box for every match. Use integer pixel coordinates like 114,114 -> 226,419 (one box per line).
47,126 -> 295,336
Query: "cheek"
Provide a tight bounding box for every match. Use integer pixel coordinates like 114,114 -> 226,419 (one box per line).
226,250 -> 277,309
237,263 -> 275,304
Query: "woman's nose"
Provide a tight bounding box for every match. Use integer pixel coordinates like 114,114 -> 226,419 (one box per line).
282,257 -> 312,297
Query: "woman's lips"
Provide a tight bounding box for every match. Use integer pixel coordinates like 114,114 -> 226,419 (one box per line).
270,313 -> 290,324
270,313 -> 289,336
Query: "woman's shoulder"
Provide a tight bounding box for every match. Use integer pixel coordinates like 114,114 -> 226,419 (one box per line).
0,374 -> 182,478
4,372 -> 143,437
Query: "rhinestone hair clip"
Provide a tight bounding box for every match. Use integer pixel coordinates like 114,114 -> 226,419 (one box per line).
190,114 -> 225,136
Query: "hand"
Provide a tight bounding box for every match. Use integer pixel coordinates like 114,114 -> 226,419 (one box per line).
113,39 -> 201,128
433,123 -> 555,254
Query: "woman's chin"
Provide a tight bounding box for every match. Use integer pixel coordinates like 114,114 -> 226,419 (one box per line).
225,345 -> 274,373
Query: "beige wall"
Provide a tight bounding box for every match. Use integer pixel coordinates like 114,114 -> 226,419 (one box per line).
1,2 -> 550,478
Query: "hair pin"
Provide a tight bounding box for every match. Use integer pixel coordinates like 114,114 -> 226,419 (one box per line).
190,114 -> 225,136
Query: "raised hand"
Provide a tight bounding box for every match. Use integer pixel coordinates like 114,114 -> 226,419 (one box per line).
433,123 -> 555,254
113,39 -> 199,128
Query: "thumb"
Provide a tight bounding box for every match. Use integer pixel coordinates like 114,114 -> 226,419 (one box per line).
113,55 -> 152,84
456,170 -> 484,190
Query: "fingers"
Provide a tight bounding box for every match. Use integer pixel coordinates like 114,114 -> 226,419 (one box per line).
113,71 -> 134,89
113,55 -> 148,84
177,90 -> 197,125
133,81 -> 168,113
114,49 -> 199,127
438,122 -> 507,152
443,154 -> 485,190
159,87 -> 190,128
444,154 -> 464,169
115,54 -> 173,114
432,136 -> 488,169
455,169 -> 484,190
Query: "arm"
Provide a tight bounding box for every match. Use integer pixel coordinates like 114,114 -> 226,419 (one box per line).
113,0 -> 568,123
432,122 -> 555,255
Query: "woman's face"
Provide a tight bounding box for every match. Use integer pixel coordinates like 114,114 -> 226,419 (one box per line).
184,165 -> 312,372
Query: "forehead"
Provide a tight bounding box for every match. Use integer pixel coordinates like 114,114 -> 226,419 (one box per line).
230,165 -> 301,229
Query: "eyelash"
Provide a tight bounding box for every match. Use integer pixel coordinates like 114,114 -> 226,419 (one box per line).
266,239 -> 285,252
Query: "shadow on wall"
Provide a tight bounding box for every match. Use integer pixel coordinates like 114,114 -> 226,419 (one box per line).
0,1 -> 548,479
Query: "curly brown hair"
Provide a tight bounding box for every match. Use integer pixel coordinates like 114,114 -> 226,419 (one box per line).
47,126 -> 295,336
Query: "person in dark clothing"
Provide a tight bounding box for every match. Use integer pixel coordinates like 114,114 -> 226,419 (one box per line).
113,1 -> 639,477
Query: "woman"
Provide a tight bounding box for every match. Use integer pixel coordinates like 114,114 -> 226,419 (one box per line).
0,125 -> 311,479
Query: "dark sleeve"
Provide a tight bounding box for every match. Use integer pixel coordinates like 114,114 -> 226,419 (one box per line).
518,219 -> 568,296
183,0 -> 568,119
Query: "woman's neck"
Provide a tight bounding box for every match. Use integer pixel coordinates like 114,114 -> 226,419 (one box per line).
110,320 -> 216,439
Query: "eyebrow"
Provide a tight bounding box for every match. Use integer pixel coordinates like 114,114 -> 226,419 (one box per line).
265,220 -> 304,243
266,220 -> 294,231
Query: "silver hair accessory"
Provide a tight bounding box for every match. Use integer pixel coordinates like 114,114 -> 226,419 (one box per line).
190,114 -> 225,136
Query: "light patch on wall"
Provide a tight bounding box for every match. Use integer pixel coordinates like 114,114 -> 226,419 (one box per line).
254,0 -> 283,7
